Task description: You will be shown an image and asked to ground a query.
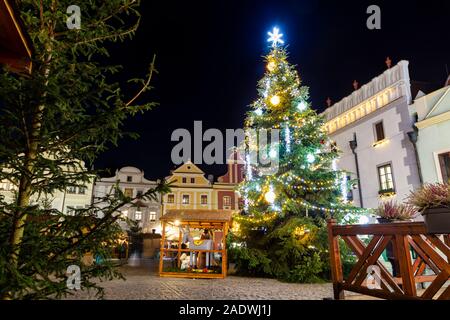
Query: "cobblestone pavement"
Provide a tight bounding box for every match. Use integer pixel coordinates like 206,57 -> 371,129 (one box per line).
66,259 -> 336,300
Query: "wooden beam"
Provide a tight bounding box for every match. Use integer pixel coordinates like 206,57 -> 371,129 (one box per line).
327,219 -> 344,300
159,221 -> 166,275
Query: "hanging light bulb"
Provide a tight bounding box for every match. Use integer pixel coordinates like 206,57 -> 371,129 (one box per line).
297,101 -> 307,111
270,95 -> 281,106
264,188 -> 276,204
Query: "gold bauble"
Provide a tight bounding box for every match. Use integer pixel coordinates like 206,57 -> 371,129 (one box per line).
267,61 -> 276,72
270,95 -> 281,106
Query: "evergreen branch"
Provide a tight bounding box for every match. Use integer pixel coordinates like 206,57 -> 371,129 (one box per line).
125,54 -> 157,107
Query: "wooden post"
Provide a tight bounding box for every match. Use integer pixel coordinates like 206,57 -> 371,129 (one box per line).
395,235 -> 416,296
177,226 -> 182,268
222,222 -> 228,278
327,219 -> 344,300
159,221 -> 166,275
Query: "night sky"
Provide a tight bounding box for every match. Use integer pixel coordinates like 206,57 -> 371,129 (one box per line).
94,0 -> 450,181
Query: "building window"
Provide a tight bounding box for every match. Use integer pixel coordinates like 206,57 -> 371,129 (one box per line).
167,194 -> 175,203
190,177 -> 195,183
124,188 -> 133,198
182,177 -> 187,183
378,163 -> 395,194
374,121 -> 385,142
78,187 -> 86,194
135,210 -> 142,220
149,211 -> 156,221
67,186 -> 77,194
438,152 -> 450,183
201,195 -> 208,205
127,176 -> 132,182
182,194 -> 190,204
223,196 -> 231,206
136,190 -> 143,198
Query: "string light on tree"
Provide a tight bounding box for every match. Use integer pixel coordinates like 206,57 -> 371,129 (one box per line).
306,153 -> 315,163
264,187 -> 276,204
254,108 -> 263,116
297,101 -> 307,111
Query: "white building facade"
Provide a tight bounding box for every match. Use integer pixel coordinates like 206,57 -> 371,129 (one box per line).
93,166 -> 162,234
412,82 -> 450,184
322,61 -> 421,209
0,165 -> 94,214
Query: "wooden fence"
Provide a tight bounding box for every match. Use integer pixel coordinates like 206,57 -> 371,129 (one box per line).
327,219 -> 450,300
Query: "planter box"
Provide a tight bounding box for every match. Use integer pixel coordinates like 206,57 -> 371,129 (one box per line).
422,207 -> 450,234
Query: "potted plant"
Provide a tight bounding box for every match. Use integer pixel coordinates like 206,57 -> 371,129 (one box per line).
375,200 -> 418,223
407,183 -> 450,234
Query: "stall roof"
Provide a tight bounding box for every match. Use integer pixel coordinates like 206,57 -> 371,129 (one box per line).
0,0 -> 33,74
160,209 -> 234,223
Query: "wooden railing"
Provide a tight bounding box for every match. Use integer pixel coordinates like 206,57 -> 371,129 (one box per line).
327,219 -> 450,300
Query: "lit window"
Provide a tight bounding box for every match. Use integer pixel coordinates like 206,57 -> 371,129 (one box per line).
223,196 -> 231,206
149,211 -> 156,221
378,164 -> 394,193
374,121 -> 385,142
201,195 -> 208,205
182,195 -> 190,204
124,188 -> 133,198
167,194 -> 175,203
135,210 -> 142,220
438,152 -> 450,183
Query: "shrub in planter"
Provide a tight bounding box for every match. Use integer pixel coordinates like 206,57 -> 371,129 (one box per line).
375,200 -> 418,223
407,183 -> 450,234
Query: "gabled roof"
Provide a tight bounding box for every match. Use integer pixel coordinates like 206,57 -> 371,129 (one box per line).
172,160 -> 205,175
0,0 -> 33,74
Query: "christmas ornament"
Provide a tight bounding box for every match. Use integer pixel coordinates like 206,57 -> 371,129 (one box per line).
270,95 -> 281,106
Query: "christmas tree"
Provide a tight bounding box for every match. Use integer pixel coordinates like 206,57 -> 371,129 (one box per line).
230,28 -> 364,282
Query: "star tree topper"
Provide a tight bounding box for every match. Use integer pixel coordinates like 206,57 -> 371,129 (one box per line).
267,27 -> 284,47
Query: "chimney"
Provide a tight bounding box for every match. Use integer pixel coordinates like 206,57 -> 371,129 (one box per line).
353,80 -> 359,91
326,97 -> 332,108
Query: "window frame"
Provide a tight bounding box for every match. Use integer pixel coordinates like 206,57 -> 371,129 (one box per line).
223,196 -> 231,207
200,194 -> 208,205
124,188 -> 133,198
167,194 -> 175,204
373,121 -> 385,143
182,177 -> 187,183
127,176 -> 132,182
377,162 -> 395,194
182,194 -> 190,205
149,211 -> 157,222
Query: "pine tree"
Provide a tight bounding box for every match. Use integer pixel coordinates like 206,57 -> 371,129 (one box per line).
0,1 -> 169,299
230,28 -> 363,282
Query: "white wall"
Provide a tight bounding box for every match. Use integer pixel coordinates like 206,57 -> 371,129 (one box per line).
331,97 -> 420,209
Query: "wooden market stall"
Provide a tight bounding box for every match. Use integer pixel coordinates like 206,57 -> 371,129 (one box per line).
159,209 -> 233,279
0,0 -> 33,74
